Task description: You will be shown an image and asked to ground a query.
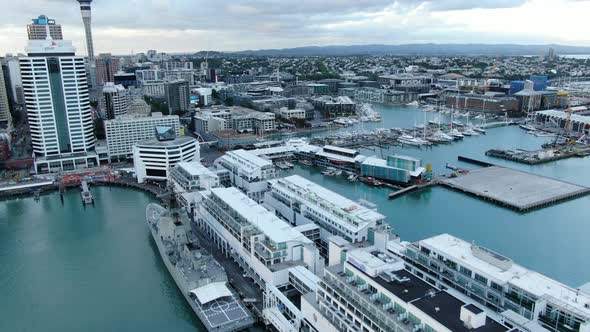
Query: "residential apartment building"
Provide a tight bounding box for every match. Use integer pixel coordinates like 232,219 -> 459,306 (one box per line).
101,83 -> 128,119
311,245 -> 512,332
214,149 -> 277,203
404,234 -> 590,332
193,187 -> 321,288
168,161 -> 219,193
264,175 -> 385,255
165,79 -> 190,114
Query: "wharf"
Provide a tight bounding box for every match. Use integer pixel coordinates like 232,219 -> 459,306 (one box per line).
439,166 -> 590,212
486,147 -> 590,165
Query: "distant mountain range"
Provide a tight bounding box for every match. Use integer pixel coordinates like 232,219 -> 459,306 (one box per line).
234,44 -> 590,56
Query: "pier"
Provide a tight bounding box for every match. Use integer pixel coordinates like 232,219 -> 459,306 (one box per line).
439,166 -> 590,212
486,146 -> 590,165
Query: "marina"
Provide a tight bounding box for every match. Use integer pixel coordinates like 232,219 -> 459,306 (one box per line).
439,166 -> 590,212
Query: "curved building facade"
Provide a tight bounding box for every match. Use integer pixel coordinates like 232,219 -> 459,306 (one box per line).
133,136 -> 199,183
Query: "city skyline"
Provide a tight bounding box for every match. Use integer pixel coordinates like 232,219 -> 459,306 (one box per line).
1,0 -> 590,56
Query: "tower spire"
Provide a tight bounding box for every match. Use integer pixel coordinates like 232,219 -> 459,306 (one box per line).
77,0 -> 94,60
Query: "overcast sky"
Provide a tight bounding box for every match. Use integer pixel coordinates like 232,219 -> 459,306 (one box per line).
2,0 -> 589,56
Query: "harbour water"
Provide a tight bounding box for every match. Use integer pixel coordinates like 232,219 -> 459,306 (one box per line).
1,105 -> 589,331
0,187 -> 204,331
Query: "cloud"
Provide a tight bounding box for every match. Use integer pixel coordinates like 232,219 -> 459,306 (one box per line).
0,0 -> 588,55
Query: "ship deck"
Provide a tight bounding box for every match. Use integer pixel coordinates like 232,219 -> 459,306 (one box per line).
195,295 -> 253,331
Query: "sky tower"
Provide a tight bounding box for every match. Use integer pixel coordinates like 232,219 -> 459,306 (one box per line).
77,0 -> 94,60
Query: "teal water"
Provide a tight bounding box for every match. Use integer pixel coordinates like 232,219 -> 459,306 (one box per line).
0,187 -> 204,331
1,105 -> 589,331
280,104 -> 590,287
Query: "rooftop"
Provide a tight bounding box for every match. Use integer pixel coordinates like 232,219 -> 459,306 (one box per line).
224,149 -> 273,169
274,175 -> 385,225
176,162 -> 216,177
136,136 -> 195,148
417,234 -> 590,317
411,291 -> 509,332
211,187 -> 311,245
537,109 -> 590,125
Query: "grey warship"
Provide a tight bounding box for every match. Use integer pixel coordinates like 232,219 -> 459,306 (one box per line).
146,203 -> 254,331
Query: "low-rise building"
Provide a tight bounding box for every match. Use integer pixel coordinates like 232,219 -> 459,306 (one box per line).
132,131 -> 198,183
312,96 -> 356,118
404,234 -> 590,332
264,175 -> 385,255
314,245 -> 512,332
214,149 -> 277,203
361,154 -> 425,184
193,187 -> 321,288
279,108 -> 306,120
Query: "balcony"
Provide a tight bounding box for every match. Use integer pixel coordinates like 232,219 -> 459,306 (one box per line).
325,271 -> 413,332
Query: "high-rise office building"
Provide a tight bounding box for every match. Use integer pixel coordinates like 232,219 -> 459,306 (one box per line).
165,80 -> 190,114
77,0 -> 94,60
0,65 -> 12,130
101,83 -> 128,120
27,15 -> 63,40
95,53 -> 120,85
20,30 -> 97,173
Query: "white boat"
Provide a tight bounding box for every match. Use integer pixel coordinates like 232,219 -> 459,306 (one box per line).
433,131 -> 454,142
406,101 -> 420,107
452,120 -> 464,127
398,134 -> 426,146
463,128 -> 480,136
473,127 -> 486,134
519,124 -> 536,131
449,129 -> 464,139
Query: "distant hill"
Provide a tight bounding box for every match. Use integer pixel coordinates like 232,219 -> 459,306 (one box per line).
234,44 -> 590,56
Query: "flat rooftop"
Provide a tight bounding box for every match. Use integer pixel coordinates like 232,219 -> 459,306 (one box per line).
210,187 -> 311,245
273,175 -> 385,225
176,162 -> 217,177
223,149 -> 273,169
439,166 -> 590,211
418,234 -> 590,317
410,291 -> 509,332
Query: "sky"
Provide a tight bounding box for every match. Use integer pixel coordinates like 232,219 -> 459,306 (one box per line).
1,0 -> 589,56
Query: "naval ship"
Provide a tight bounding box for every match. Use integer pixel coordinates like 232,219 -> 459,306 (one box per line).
146,203 -> 254,331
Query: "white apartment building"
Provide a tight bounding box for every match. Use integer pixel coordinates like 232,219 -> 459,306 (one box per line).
168,161 -> 219,193
404,234 -> 590,332
214,149 -> 277,203
104,112 -> 180,160
265,175 -> 385,254
20,35 -> 97,173
309,245 -> 512,332
193,187 -> 321,288
133,136 -> 199,183
101,82 -> 128,119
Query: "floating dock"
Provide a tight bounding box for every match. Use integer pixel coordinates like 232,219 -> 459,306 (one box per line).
439,166 -> 590,212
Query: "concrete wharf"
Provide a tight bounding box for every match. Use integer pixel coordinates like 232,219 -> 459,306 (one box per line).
438,166 -> 590,212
